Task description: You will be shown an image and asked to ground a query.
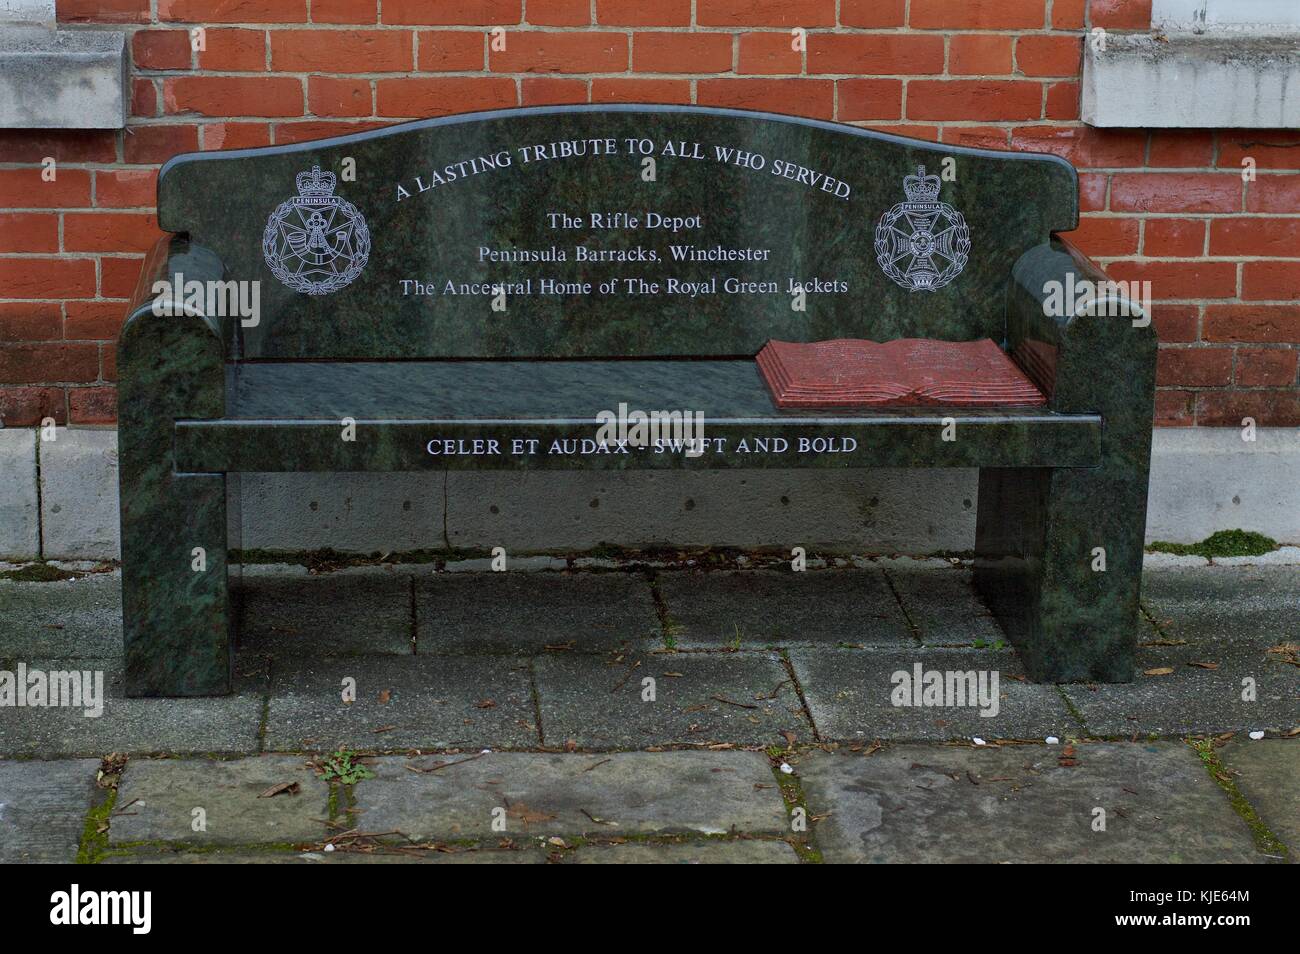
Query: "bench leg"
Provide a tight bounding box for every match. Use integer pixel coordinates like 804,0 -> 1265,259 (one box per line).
118,295 -> 231,697
974,466 -> 1145,683
121,470 -> 232,696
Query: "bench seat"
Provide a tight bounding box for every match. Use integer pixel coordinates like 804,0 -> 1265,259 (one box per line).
171,359 -> 1102,472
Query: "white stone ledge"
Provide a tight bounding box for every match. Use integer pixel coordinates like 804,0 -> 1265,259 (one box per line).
1083,33 -> 1300,128
0,26 -> 127,129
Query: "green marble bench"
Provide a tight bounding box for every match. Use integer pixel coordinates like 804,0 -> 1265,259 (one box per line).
118,105 -> 1154,696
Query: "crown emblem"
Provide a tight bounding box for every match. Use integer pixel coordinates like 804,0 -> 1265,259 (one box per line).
295,165 -> 337,198
902,165 -> 942,203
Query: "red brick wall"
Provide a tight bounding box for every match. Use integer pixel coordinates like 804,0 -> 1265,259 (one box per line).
2,0 -> 1297,426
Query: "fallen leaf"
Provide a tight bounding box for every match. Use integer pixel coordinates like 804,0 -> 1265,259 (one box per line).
507,801 -> 556,826
1143,667 -> 1174,676
258,781 -> 300,798
474,699 -> 496,709
1187,661 -> 1219,670
378,689 -> 391,704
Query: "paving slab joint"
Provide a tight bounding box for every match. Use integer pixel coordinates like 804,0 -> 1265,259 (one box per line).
1055,685 -> 1092,736
528,656 -> 547,745
780,649 -> 823,744
1138,602 -> 1177,643
407,577 -> 417,654
1188,737 -> 1290,862
767,754 -> 821,862
645,569 -> 682,649
878,564 -> 924,645
255,659 -> 272,753
76,754 -> 125,864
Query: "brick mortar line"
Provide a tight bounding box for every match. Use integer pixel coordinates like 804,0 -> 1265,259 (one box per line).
126,24 -> 1097,34
130,67 -> 1083,77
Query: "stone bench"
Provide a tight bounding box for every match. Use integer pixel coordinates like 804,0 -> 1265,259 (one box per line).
118,105 -> 1155,696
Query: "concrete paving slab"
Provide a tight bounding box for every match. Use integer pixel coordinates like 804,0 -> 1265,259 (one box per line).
533,650 -> 807,747
351,751 -> 788,841
1142,565 -> 1300,646
0,657 -> 267,757
236,570 -> 412,656
564,840 -> 799,863
1143,552 -> 1210,569
415,572 -> 660,653
104,847 -> 546,862
1062,643 -> 1298,736
655,569 -> 912,648
110,755 -> 329,846
264,655 -> 538,751
789,647 -> 1081,742
797,743 -> 1263,863
880,563 -> 1004,645
1218,738 -> 1299,860
0,570 -> 121,657
442,556 -> 568,572
1213,547 -> 1300,567
0,758 -> 100,862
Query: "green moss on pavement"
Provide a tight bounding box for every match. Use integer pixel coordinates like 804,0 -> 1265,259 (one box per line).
1148,530 -> 1277,559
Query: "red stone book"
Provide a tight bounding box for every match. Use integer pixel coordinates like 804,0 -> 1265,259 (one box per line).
757,338 -> 1047,408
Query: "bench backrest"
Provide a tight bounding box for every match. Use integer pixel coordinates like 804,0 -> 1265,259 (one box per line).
157,105 -> 1077,361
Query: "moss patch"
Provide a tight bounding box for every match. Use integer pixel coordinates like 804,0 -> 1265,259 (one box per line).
766,753 -> 822,863
77,754 -> 127,864
1148,529 -> 1277,559
0,562 -> 79,582
1189,737 -> 1289,861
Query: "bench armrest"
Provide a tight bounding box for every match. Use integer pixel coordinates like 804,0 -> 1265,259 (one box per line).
1007,237 -> 1155,414
124,235 -> 229,344
118,236 -> 228,457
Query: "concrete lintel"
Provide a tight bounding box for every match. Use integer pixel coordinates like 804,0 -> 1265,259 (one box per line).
1083,33 -> 1300,128
0,0 -> 56,24
0,26 -> 127,130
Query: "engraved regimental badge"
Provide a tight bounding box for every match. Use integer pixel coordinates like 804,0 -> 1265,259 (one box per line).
874,165 -> 970,292
263,165 -> 371,296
